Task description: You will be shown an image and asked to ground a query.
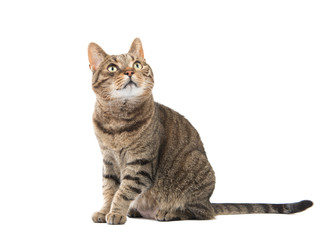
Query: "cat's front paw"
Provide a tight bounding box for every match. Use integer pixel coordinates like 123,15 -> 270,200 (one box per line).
106,212 -> 127,225
92,211 -> 106,223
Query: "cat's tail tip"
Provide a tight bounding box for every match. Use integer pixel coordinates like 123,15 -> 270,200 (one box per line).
290,200 -> 313,213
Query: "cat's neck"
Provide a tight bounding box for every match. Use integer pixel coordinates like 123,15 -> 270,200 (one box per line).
94,95 -> 155,122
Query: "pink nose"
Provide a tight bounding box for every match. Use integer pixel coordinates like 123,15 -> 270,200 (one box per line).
125,71 -> 134,77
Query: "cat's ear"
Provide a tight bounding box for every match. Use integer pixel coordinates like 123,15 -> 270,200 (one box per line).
128,38 -> 144,58
88,42 -> 108,71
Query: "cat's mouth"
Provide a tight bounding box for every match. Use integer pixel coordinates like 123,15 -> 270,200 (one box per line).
113,78 -> 143,98
123,79 -> 138,89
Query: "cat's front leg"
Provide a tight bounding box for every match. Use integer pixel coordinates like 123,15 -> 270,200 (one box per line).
92,157 -> 120,223
107,158 -> 154,225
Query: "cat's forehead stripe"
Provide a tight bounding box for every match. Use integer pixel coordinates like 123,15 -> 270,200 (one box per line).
111,56 -> 118,62
108,54 -> 135,68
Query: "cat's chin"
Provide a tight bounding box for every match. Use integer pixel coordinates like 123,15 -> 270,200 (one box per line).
112,84 -> 144,99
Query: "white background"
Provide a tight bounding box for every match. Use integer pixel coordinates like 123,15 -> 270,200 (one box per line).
0,0 -> 319,239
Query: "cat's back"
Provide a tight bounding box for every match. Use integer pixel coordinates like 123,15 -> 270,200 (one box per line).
151,102 -> 214,202
155,102 -> 206,161
156,102 -> 201,137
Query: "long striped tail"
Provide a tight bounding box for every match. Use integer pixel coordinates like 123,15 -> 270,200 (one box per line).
211,200 -> 313,215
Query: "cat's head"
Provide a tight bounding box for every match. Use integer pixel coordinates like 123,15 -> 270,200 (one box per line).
88,38 -> 154,102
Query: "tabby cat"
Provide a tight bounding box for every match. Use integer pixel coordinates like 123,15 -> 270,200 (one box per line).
88,38 -> 313,225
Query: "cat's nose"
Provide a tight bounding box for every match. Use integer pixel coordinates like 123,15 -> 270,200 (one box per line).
125,71 -> 134,77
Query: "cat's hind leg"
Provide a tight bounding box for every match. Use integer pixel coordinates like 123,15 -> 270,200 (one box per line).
155,201 -> 215,221
185,201 -> 216,220
155,208 -> 192,221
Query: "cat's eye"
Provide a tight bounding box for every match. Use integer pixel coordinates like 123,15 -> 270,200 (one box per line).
133,62 -> 142,70
107,65 -> 118,72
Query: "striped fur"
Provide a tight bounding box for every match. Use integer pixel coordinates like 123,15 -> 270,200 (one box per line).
212,200 -> 313,215
88,38 -> 313,225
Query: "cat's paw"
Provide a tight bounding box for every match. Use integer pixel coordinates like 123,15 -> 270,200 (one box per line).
155,209 -> 181,221
92,211 -> 106,223
127,208 -> 142,218
106,212 -> 127,225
